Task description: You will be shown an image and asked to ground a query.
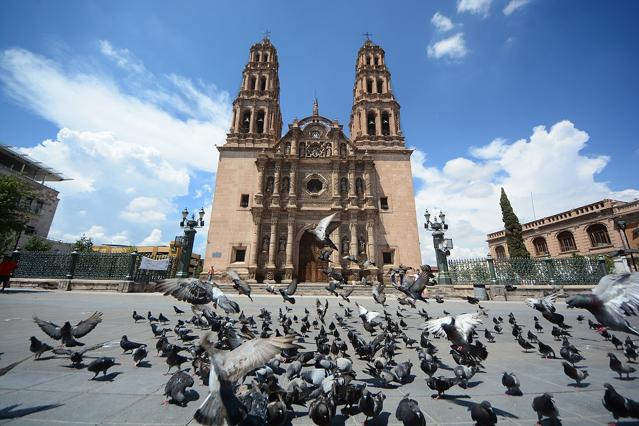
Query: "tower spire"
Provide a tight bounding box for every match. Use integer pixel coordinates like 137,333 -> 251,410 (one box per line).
312,96 -> 319,116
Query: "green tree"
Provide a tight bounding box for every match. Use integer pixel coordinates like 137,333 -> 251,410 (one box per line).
0,175 -> 32,254
24,236 -> 53,252
73,235 -> 94,252
499,188 -> 530,258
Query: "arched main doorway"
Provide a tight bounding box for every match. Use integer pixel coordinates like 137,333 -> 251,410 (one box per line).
297,232 -> 327,282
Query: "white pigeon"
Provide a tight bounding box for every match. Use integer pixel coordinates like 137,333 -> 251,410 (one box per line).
356,302 -> 381,323
308,213 -> 338,250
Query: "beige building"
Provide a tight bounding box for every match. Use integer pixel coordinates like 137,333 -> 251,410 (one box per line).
487,199 -> 639,262
0,144 -> 66,250
204,37 -> 422,283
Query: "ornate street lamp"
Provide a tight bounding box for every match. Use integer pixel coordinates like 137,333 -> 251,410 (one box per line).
424,209 -> 452,284
176,207 -> 205,278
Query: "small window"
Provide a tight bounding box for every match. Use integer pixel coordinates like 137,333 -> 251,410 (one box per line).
240,194 -> 249,208
233,248 -> 246,263
374,56 -> 379,65
380,197 -> 389,210
307,179 -> 323,193
377,79 -> 383,93
366,79 -> 373,93
33,200 -> 44,214
24,225 -> 36,235
382,251 -> 393,265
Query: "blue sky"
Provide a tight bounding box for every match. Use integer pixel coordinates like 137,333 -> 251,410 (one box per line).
1,0 -> 638,263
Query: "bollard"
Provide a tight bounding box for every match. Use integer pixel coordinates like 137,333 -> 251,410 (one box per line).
11,248 -> 21,262
67,249 -> 79,279
125,251 -> 139,281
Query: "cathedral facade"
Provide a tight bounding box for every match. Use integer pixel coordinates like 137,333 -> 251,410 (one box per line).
203,37 -> 421,283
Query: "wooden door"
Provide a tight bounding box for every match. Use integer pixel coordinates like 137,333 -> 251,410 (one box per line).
298,233 -> 325,282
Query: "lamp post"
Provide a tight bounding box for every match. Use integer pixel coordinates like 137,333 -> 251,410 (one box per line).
424,209 -> 452,284
616,220 -> 638,272
176,207 -> 205,278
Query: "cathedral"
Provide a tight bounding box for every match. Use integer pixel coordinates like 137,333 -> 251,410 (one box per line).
203,36 -> 422,284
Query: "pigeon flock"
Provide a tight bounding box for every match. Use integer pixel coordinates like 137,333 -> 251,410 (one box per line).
2,213 -> 639,426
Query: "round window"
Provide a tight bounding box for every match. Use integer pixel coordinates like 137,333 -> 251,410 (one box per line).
306,179 -> 323,193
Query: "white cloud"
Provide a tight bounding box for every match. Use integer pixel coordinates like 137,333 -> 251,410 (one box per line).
457,0 -> 492,16
52,225 -> 130,246
0,43 -> 231,251
139,228 -> 164,246
121,196 -> 172,224
431,12 -> 454,32
427,33 -> 468,60
503,0 -> 531,16
98,40 -> 145,73
412,120 -> 639,264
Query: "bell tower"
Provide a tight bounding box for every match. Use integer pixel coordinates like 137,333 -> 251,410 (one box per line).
349,38 -> 403,147
228,36 -> 282,144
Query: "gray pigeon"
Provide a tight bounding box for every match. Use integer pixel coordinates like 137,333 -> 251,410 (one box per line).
532,393 -> 560,425
566,273 -> 639,335
307,213 -> 339,250
164,370 -> 195,406
33,312 -> 103,347
194,333 -> 299,426
226,270 -> 253,301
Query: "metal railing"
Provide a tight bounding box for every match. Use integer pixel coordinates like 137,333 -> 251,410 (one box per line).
448,255 -> 607,285
12,250 -> 176,282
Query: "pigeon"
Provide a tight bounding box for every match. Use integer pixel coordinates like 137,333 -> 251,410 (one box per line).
454,365 -> 476,388
608,353 -> 636,379
166,346 -> 189,374
155,279 -> 240,313
148,312 -> 158,322
466,296 -> 479,305
517,335 -> 534,352
173,305 -> 185,315
356,303 -> 381,323
226,270 -> 253,301
358,389 -> 385,424
132,345 -> 148,367
471,400 -> 497,425
538,341 -> 556,358
87,357 -> 116,379
484,329 -> 495,343
132,311 -> 145,322
526,293 -> 558,313
393,271 -> 429,303
308,393 -> 336,426
340,287 -> 354,303
307,213 -> 339,250
120,335 -> 144,353
602,383 -> 639,422
425,312 -> 482,348
52,342 -> 106,368
420,357 -> 438,377
164,370 -> 195,406
29,336 -> 53,359
502,372 -> 522,396
158,313 -> 170,324
279,279 -> 298,304
566,272 -> 639,336
194,333 -> 299,426
372,282 -> 386,306
434,295 -> 444,303
562,362 -> 588,386
532,393 -> 560,425
395,395 -> 427,425
427,376 -> 458,398
33,311 -> 103,347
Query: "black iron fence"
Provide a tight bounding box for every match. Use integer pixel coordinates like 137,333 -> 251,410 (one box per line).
12,250 -> 176,282
448,255 -> 607,285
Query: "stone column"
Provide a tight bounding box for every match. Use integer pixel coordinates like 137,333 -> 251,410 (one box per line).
366,214 -> 379,283
389,111 -> 397,136
375,110 -> 382,136
268,216 -> 278,268
272,160 -> 281,204
249,106 -> 255,133
284,214 -> 295,282
349,212 -> 360,283
331,162 -> 340,197
364,162 -> 372,198
333,222 -> 343,271
248,213 -> 262,283
348,161 -> 355,199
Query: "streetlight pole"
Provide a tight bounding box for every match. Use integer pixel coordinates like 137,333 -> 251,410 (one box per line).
424,209 -> 452,285
616,220 -> 638,272
176,207 -> 205,278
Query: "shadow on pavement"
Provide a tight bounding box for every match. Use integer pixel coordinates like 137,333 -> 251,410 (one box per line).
0,403 -> 63,419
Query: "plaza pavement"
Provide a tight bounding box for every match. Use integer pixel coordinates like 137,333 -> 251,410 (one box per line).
0,288 -> 637,426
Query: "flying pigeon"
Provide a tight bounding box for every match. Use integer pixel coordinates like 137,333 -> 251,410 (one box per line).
566,272 -> 639,335
307,212 -> 339,250
33,311 -> 103,347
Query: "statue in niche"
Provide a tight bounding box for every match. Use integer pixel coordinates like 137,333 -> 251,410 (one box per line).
358,236 -> 367,254
261,236 -> 270,252
284,142 -> 291,155
341,237 -> 350,255
299,143 -> 305,157
281,176 -> 290,193
265,176 -> 274,194
356,178 -> 364,195
278,236 -> 287,252
340,177 -> 348,194
325,144 -> 332,157
340,143 -> 347,157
